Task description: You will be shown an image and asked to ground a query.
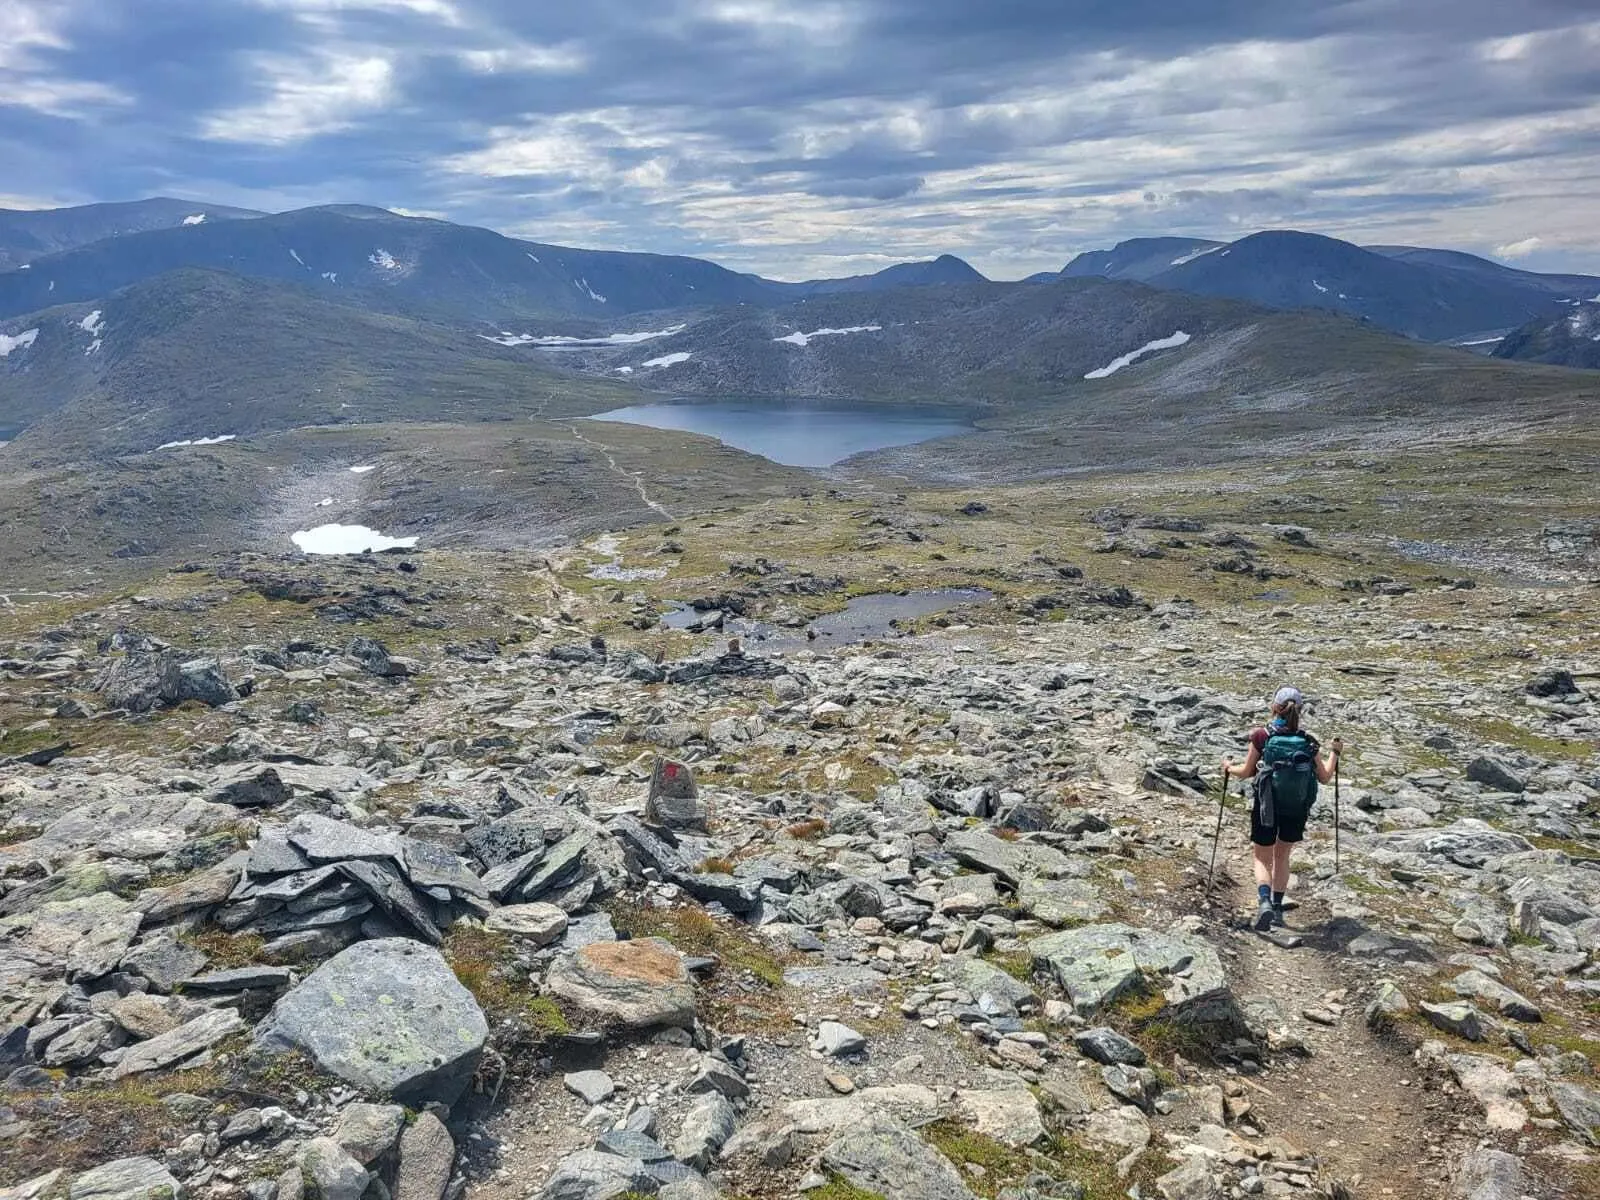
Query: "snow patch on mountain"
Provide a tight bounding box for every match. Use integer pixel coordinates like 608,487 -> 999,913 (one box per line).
576,278 -> 607,304
1170,245 -> 1221,267
369,249 -> 400,271
773,325 -> 883,347
1312,280 -> 1329,294
183,214 -> 206,226
640,351 -> 692,368
321,272 -> 338,283
482,325 -> 685,348
80,310 -> 105,355
1084,331 -> 1192,380
0,329 -> 39,358
156,434 -> 236,450
292,524 -> 417,554
290,249 -> 307,268
349,465 -> 377,474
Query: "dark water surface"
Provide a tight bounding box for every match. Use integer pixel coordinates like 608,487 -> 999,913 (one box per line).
586,399 -> 972,467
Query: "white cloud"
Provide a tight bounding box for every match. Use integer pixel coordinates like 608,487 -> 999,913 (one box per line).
1494,236 -> 1542,259
202,52 -> 395,144
0,1 -> 131,116
457,44 -> 586,74
257,0 -> 461,24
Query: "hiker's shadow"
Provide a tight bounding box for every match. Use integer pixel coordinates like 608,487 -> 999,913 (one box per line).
1294,915 -> 1437,964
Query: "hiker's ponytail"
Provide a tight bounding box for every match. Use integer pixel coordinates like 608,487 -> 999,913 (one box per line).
1274,699 -> 1301,732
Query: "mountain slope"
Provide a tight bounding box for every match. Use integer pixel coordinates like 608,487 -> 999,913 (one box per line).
1058,238 -> 1226,282
1148,230 -> 1571,341
786,254 -> 986,294
0,268 -> 638,463
1493,301 -> 1600,369
0,198 -> 263,271
1365,245 -> 1600,298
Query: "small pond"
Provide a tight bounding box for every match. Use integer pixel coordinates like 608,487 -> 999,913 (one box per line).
585,399 -> 973,467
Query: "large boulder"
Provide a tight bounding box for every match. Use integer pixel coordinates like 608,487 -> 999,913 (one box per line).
821,1116 -> 975,1200
69,1158 -> 183,1200
253,939 -> 487,1105
1028,923 -> 1229,1019
544,938 -> 696,1029
945,828 -> 1078,887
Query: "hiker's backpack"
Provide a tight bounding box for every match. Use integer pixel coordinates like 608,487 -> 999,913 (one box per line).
1255,730 -> 1319,823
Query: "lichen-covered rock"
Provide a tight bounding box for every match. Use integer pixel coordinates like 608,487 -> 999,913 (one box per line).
254,938 -> 487,1105
1027,923 -> 1227,1017
69,1157 -> 182,1200
821,1116 -> 975,1200
544,938 -> 695,1028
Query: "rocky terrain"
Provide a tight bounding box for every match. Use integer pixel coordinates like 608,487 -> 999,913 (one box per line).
0,448 -> 1595,1200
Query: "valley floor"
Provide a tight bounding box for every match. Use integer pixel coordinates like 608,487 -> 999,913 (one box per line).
0,433 -> 1595,1200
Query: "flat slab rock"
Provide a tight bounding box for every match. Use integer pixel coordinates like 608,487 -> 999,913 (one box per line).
69,1157 -> 183,1200
254,938 -> 487,1105
821,1115 -> 975,1200
543,938 -> 695,1029
1028,922 -> 1227,1016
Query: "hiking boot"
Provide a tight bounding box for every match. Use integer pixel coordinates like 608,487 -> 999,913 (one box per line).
1271,905 -> 1287,928
1254,897 -> 1275,931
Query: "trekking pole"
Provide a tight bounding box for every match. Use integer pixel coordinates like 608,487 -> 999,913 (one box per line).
1333,748 -> 1342,875
1206,764 -> 1229,899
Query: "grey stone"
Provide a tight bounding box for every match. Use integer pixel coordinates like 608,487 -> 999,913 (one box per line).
1448,970 -> 1541,1022
464,816 -> 550,870
333,1103 -> 407,1165
1028,923 -> 1228,1017
515,832 -> 593,903
1452,1146 -> 1525,1200
113,1008 -> 245,1077
212,766 -> 291,809
394,1113 -> 455,1200
42,1016 -> 120,1067
1420,1001 -> 1484,1041
246,831 -> 312,876
951,1088 -> 1045,1147
813,1021 -> 866,1056
480,850 -> 545,901
821,1116 -> 975,1200
563,1070 -> 616,1106
1016,876 -> 1110,926
485,903 -> 568,945
334,859 -> 443,945
685,1058 -> 749,1101
253,938 -> 487,1104
1465,757 -> 1527,794
162,656 -> 238,708
672,1092 -> 736,1170
544,938 -> 695,1029
1550,1079 -> 1600,1145
1155,1157 -> 1222,1200
183,966 -> 294,992
118,935 -> 207,994
107,993 -> 205,1039
298,1138 -> 371,1200
944,958 -> 1035,1015
946,828 -> 1076,887
1074,1027 -> 1147,1065
536,1150 -> 656,1200
69,1157 -> 183,1200
595,1130 -> 672,1162
402,840 -> 487,898
286,814 -> 402,865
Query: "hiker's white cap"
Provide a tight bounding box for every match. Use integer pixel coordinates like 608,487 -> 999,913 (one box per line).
1273,686 -> 1303,707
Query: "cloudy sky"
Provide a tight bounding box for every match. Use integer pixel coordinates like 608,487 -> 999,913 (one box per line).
3,0 -> 1598,279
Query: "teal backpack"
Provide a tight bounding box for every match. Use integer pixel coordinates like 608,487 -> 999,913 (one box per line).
1255,729 -> 1319,825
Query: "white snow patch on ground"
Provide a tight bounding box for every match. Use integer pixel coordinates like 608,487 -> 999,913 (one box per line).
369,249 -> 400,271
576,278 -> 607,303
1084,331 -> 1192,380
615,366 -> 634,374
321,272 -> 338,283
290,248 -> 306,267
482,324 -> 685,348
80,309 -> 105,355
156,434 -> 237,450
1458,336 -> 1505,346
292,524 -> 417,554
1169,245 -> 1221,267
1312,279 -> 1328,293
0,329 -> 39,358
47,281 -> 54,291
349,464 -> 377,474
316,497 -> 334,507
773,324 -> 883,347
183,213 -> 206,226
17,264 -> 29,271
527,253 -> 540,263
640,351 -> 692,368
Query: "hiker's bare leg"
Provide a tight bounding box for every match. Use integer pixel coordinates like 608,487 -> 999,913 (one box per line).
1271,841 -> 1294,893
1252,844 -> 1274,887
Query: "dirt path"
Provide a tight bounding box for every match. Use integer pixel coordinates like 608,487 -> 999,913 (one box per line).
567,424 -> 675,520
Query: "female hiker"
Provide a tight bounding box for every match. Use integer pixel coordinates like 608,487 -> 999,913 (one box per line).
1222,686 -> 1341,930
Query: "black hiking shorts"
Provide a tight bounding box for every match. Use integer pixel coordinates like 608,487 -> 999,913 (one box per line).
1251,792 -> 1310,846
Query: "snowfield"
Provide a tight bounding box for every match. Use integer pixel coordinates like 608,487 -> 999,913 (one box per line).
0,329 -> 39,358
773,325 -> 883,347
576,278 -> 607,303
292,524 -> 418,554
349,465 -> 377,474
80,310 -> 105,355
482,325 -> 685,348
290,249 -> 307,267
369,249 -> 400,271
1169,245 -> 1221,267
640,351 -> 692,368
155,434 -> 237,450
1084,331 -> 1192,379
183,214 -> 206,226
